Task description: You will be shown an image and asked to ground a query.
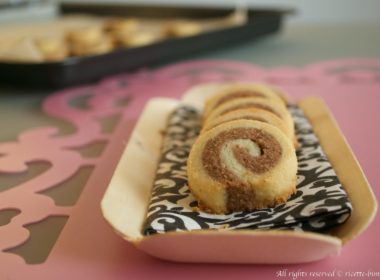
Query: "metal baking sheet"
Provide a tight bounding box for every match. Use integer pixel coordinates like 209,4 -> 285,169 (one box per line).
0,4 -> 292,88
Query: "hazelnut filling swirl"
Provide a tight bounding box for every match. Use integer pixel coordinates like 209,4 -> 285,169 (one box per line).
202,128 -> 282,210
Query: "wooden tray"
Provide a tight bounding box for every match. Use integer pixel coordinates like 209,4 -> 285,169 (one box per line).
101,84 -> 377,264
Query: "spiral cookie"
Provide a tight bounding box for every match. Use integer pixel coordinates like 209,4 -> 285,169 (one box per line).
67,26 -> 114,56
35,37 -> 68,61
187,120 -> 297,214
203,83 -> 286,119
119,32 -> 158,47
202,108 -> 292,141
105,18 -> 140,36
205,97 -> 294,139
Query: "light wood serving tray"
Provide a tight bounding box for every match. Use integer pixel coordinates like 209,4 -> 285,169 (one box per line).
101,84 -> 377,264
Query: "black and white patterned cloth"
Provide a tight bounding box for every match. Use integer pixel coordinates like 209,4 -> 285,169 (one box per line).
143,105 -> 352,235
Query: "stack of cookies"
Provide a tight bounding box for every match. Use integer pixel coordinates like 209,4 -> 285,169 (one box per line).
187,83 -> 298,214
33,18 -> 203,61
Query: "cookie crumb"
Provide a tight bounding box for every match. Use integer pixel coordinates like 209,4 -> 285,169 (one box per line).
191,206 -> 200,212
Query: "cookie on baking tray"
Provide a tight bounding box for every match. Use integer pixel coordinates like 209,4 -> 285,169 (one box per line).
35,37 -> 69,61
162,20 -> 202,38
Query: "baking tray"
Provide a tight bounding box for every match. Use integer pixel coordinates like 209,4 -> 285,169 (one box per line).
100,83 -> 377,264
0,5 -> 292,88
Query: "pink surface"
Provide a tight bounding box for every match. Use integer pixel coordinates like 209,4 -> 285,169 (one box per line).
0,59 -> 379,279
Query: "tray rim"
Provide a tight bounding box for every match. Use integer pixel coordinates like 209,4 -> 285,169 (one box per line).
101,84 -> 377,263
298,96 -> 377,244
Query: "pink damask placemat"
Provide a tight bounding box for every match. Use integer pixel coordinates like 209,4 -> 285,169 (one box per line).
0,59 -> 379,279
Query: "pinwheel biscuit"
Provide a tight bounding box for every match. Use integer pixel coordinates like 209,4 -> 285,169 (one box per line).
187,120 -> 297,214
204,97 -> 295,143
202,108 -> 293,142
203,83 -> 286,119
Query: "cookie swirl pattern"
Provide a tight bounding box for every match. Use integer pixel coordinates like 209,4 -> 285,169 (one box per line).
188,120 -> 297,213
